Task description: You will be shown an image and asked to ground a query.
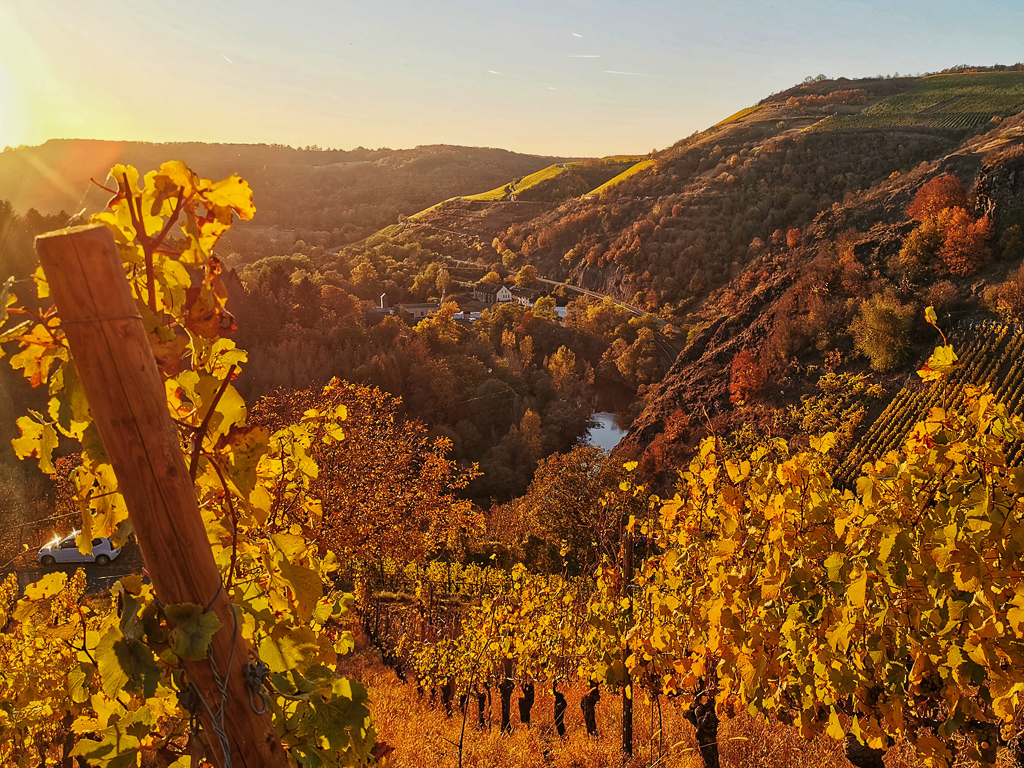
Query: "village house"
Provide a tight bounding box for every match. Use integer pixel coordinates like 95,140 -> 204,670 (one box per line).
473,282 -> 513,305
398,302 -> 441,320
509,286 -> 544,307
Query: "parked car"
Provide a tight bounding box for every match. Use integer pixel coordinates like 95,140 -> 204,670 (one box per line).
38,531 -> 121,567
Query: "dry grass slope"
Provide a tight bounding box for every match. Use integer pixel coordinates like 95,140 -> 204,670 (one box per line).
338,632 -> 954,768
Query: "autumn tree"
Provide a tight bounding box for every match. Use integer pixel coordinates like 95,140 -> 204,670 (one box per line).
850,291 -> 916,372
500,444 -> 637,572
897,174 -> 991,278
995,261 -> 1024,322
532,295 -> 558,321
729,349 -> 767,403
515,264 -> 540,287
907,174 -> 968,222
436,266 -> 451,297
895,215 -> 945,278
479,270 -> 502,286
937,206 -> 992,275
251,380 -> 481,565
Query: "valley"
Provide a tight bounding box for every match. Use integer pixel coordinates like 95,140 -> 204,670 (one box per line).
3,61 -> 1024,768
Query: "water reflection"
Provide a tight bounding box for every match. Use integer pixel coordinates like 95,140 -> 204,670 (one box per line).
585,412 -> 627,452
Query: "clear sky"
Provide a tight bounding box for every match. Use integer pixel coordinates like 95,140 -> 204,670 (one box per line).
1,0 -> 1022,157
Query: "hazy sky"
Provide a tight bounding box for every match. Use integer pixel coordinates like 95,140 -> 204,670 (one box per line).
1,0 -> 1022,156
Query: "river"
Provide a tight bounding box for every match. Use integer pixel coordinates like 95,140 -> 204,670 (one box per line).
585,411 -> 628,452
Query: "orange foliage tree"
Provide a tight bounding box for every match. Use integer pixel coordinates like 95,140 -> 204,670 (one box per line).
251,379 -> 481,565
899,174 -> 992,277
907,174 -> 968,222
729,349 -> 767,403
937,206 -> 993,276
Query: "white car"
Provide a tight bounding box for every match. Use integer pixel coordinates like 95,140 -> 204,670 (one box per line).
38,532 -> 121,567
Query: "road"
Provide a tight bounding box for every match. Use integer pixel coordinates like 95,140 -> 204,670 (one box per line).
9,540 -> 143,594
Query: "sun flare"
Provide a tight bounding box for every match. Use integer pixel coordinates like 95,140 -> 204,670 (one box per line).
0,53 -> 30,150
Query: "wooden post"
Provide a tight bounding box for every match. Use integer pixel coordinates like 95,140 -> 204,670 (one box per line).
35,225 -> 287,768
622,529 -> 634,758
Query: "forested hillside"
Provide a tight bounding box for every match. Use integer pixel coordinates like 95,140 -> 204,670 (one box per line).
0,140 -> 569,255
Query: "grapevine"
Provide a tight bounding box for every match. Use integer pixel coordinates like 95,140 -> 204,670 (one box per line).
0,163 -> 376,767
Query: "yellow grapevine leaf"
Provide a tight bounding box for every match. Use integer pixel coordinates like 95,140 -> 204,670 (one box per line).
23,572 -> 67,601
202,175 -> 256,220
848,570 -> 869,608
925,305 -> 938,326
918,345 -> 957,382
12,416 -> 58,474
826,708 -> 845,740
810,432 -> 837,454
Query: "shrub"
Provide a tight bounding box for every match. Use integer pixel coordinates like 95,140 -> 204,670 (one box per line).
895,217 -> 944,279
998,223 -> 1024,261
850,292 -> 916,372
996,262 -> 1024,322
924,280 -> 958,311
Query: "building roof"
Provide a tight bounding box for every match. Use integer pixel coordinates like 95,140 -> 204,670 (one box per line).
474,282 -> 504,294
510,286 -> 543,299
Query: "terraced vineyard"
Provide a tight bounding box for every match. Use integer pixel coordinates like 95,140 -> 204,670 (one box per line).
462,156 -> 643,202
814,71 -> 1024,132
838,321 -> 1024,481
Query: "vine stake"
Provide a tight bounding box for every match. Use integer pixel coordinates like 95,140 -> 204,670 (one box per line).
35,224 -> 288,768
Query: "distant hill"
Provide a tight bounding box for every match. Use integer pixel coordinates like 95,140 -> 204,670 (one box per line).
0,140 -> 570,254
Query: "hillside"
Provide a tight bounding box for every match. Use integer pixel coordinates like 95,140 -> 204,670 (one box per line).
0,140 -> 569,257
362,69 -> 1024,481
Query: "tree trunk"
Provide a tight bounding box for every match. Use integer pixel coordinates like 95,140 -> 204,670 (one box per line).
441,678 -> 455,717
844,735 -> 886,768
581,682 -> 601,737
517,681 -> 535,725
475,685 -> 487,728
622,531 -> 634,757
35,225 -> 287,768
553,683 -> 567,738
498,679 -> 515,734
684,696 -> 719,768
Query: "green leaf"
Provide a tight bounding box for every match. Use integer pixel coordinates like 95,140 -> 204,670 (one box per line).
96,624 -> 161,699
305,677 -> 373,756
70,705 -> 153,768
165,603 -> 222,661
259,626 -> 318,674
220,424 -> 269,499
